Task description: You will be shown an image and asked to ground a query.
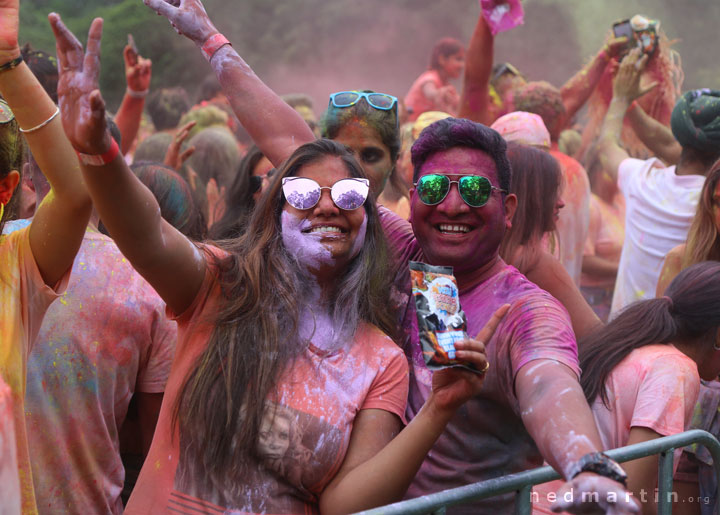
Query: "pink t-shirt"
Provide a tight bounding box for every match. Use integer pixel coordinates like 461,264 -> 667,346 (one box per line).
380,208 -> 580,514
550,148 -> 591,287
0,374 -> 21,515
23,229 -> 177,514
125,246 -> 408,513
533,344 -> 700,514
0,226 -> 69,514
404,70 -> 458,122
581,194 -> 625,288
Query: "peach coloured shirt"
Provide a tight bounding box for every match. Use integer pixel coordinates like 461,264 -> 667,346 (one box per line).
0,375 -> 21,515
533,344 -> 699,514
125,246 -> 408,514
0,227 -> 69,514
581,194 -> 625,288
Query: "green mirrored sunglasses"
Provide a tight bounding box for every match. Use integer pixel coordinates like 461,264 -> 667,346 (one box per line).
414,174 -> 507,208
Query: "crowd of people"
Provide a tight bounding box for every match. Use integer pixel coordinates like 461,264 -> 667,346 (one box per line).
2,0 -> 720,513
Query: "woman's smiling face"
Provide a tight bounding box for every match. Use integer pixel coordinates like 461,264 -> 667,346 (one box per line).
281,155 -> 367,278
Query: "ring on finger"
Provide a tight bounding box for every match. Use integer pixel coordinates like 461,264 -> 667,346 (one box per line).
481,361 -> 490,373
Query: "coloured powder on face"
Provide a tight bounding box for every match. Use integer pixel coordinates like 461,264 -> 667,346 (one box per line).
281,210 -> 334,271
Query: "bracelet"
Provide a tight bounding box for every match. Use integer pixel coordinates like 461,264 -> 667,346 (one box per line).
0,55 -> 23,74
201,33 -> 231,62
76,137 -> 120,166
569,452 -> 628,487
126,87 -> 149,99
19,106 -> 60,134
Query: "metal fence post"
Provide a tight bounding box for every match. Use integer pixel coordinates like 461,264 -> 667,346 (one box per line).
657,448 -> 675,515
515,485 -> 532,515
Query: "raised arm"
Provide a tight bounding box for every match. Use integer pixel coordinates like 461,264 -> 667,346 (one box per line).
114,38 -> 152,155
143,0 -> 314,167
595,49 -> 656,184
0,0 -> 91,287
626,101 -> 682,166
560,35 -> 626,123
457,13 -> 494,125
50,14 -> 205,315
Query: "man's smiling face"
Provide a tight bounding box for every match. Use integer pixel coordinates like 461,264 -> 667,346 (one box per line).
410,146 -> 513,275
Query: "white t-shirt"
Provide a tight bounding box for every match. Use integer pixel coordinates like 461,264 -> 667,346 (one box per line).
610,158 -> 704,317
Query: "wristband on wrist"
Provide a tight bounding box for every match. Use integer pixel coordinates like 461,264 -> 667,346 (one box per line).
76,138 -> 120,166
0,55 -> 23,73
126,87 -> 149,99
201,33 -> 231,62
569,452 -> 628,487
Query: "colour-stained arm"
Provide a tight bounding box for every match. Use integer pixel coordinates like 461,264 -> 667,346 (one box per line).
525,251 -> 602,341
596,49 -> 656,185
560,36 -> 626,125
516,360 -> 640,513
50,14 -> 205,316
114,41 -> 152,156
143,0 -> 314,168
319,305 -> 509,514
457,13 -> 494,125
0,0 -> 91,287
626,102 -> 682,166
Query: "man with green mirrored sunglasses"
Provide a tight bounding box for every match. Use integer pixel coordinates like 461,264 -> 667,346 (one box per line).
380,117 -> 637,514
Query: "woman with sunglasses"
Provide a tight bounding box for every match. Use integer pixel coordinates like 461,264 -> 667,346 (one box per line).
321,90 -> 410,219
0,0 -> 92,510
51,14 -> 507,513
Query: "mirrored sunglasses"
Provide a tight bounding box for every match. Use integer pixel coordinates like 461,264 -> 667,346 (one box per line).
282,177 -> 369,211
414,174 -> 507,208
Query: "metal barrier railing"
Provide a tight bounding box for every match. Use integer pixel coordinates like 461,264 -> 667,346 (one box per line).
356,429 -> 720,515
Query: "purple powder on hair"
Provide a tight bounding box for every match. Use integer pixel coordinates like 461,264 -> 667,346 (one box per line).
349,213 -> 367,259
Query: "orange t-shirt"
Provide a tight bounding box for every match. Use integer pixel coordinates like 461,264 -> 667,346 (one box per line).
0,226 -> 69,514
125,247 -> 408,514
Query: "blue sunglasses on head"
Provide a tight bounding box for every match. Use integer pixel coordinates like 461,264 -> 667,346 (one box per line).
329,91 -> 398,111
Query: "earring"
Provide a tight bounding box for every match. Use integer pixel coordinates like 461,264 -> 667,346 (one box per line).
0,202 -> 4,222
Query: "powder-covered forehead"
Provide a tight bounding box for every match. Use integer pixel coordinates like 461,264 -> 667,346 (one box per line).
417,147 -> 500,186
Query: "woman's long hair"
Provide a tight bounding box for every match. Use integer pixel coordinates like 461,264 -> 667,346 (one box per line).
174,139 -> 397,496
499,142 -> 562,272
209,145 -> 266,240
580,261 -> 720,407
682,159 -> 720,268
